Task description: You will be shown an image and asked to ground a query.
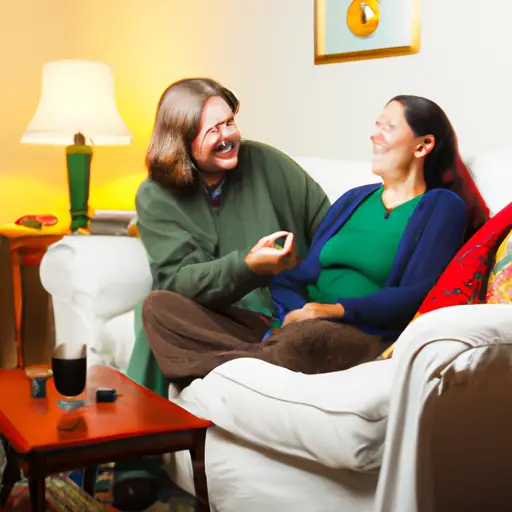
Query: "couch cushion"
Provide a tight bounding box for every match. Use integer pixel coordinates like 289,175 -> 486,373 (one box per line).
292,157 -> 378,203
469,150 -> 512,216
176,357 -> 395,472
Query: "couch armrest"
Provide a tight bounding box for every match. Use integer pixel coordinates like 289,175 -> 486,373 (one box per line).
177,357 -> 395,472
375,303 -> 512,512
41,235 -> 152,316
40,235 -> 152,366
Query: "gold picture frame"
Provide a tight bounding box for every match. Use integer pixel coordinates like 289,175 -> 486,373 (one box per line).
315,0 -> 421,65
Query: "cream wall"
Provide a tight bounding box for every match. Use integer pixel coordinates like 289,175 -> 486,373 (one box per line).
123,0 -> 505,161
0,0 -> 510,223
0,1 -> 86,224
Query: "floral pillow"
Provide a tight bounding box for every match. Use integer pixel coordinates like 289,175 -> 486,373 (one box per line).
486,229 -> 512,304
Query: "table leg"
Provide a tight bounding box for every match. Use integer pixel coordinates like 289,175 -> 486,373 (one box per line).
189,428 -> 210,512
28,477 -> 46,511
9,246 -> 24,367
83,465 -> 98,496
0,443 -> 21,506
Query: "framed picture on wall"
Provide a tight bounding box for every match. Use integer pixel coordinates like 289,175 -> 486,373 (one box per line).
314,0 -> 420,65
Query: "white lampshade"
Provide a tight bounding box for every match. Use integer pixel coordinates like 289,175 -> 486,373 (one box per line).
21,59 -> 132,146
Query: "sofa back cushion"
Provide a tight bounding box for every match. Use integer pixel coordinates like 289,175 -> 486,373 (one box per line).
292,157 -> 379,203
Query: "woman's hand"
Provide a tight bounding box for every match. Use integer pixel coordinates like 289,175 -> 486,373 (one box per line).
282,302 -> 344,326
245,231 -> 298,276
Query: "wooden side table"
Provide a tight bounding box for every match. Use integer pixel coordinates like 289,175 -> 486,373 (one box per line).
0,366 -> 213,511
0,224 -> 70,368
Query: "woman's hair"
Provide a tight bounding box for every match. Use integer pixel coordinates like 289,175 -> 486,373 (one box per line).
389,95 -> 456,190
146,78 -> 239,194
390,95 -> 489,240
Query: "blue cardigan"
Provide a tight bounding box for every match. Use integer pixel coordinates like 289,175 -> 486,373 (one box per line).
270,184 -> 467,342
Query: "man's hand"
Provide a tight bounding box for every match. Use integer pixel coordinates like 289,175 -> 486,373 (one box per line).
245,231 -> 298,276
282,302 -> 344,326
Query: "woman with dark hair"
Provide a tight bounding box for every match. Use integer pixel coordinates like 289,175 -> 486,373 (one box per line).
265,96 -> 470,355
390,95 -> 488,240
144,95 -> 481,381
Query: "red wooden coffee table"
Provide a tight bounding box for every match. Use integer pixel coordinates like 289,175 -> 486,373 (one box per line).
0,366 -> 213,511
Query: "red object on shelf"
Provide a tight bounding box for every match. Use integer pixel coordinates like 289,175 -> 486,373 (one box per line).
14,215 -> 58,227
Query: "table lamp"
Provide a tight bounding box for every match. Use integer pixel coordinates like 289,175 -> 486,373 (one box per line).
21,59 -> 132,232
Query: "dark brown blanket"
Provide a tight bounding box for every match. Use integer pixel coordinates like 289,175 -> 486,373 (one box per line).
143,290 -> 383,382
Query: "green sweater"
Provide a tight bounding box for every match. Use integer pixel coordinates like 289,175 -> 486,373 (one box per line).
136,140 -> 331,317
307,186 -> 423,303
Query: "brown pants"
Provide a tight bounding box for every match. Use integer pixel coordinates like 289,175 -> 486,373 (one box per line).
143,290 -> 383,382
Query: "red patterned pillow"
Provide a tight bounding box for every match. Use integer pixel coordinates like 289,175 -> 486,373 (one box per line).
381,202 -> 512,359
417,204 -> 512,315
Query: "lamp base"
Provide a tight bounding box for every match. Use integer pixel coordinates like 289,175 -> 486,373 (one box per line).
66,133 -> 92,232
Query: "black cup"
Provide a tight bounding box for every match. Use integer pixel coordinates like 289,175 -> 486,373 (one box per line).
51,344 -> 87,405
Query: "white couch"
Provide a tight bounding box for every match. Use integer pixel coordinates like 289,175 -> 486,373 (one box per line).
39,152 -> 511,511
169,304 -> 512,512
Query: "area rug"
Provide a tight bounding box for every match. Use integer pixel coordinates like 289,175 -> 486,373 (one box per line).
94,463 -> 195,512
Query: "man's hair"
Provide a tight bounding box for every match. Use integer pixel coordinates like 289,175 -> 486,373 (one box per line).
146,78 -> 239,194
